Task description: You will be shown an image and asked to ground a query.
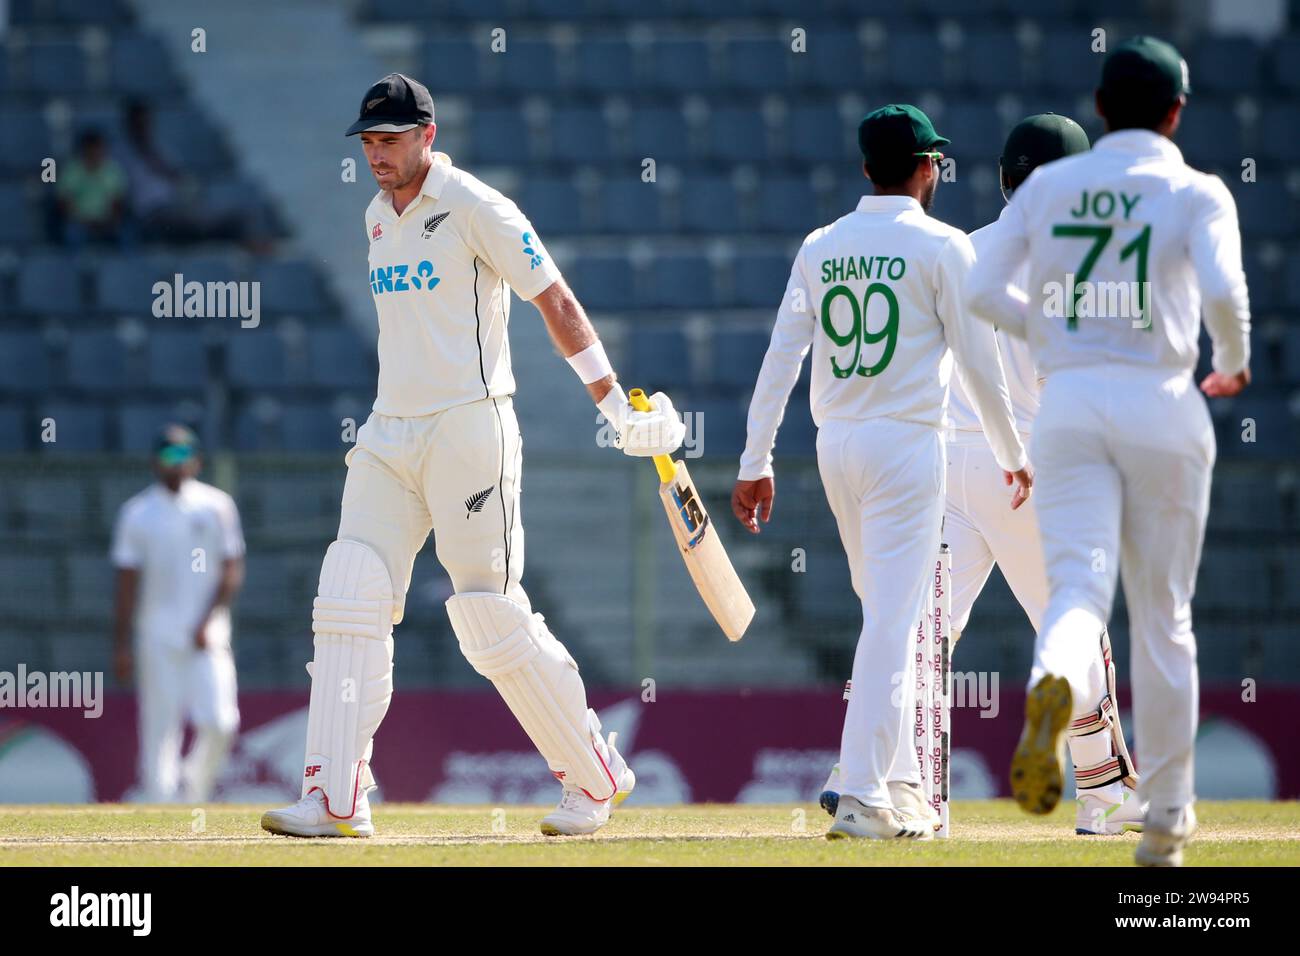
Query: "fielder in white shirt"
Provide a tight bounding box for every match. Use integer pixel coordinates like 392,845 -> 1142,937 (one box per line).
262,74 -> 684,839
967,38 -> 1251,867
733,104 -> 1031,841
818,113 -> 1147,837
112,425 -> 244,803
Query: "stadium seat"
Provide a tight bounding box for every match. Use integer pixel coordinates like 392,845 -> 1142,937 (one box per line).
940,102 -> 1005,166
0,109 -> 51,173
1192,37 -> 1263,94
756,175 -> 818,234
118,403 -> 196,453
626,327 -> 692,388
567,254 -> 635,311
963,31 -> 1028,92
0,184 -> 38,244
804,31 -> 865,90
1271,35 -> 1300,92
18,253 -> 83,314
0,331 -> 52,392
679,176 -> 741,234
625,107 -> 693,163
281,402 -> 354,452
111,31 -> 177,95
254,260 -> 329,313
684,395 -> 746,456
495,39 -> 560,92
67,330 -> 132,392
706,106 -> 769,164
649,38 -> 714,92
1036,30 -> 1106,94
1197,547 -> 1272,610
66,554 -> 113,617
146,333 -> 209,390
151,109 -> 230,174
0,556 -> 58,615
308,329 -> 376,389
651,255 -> 715,309
576,37 -> 639,92
0,406 -> 27,451
733,253 -> 795,308
786,104 -> 848,164
424,39 -> 483,94
597,179 -> 671,234
96,257 -> 173,314
549,106 -> 612,164
1256,105 -> 1300,164
520,175 -> 584,235
1176,100 -> 1243,169
472,108 -> 532,164
23,40 -> 88,94
1230,184 -> 1294,241
225,329 -> 308,389
711,329 -> 771,390
885,30 -> 951,90
723,38 -> 792,91
37,403 -> 109,451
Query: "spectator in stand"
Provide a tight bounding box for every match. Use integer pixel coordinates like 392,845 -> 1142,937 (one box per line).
58,129 -> 129,248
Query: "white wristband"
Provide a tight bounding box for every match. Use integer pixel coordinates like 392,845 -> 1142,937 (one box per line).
565,340 -> 614,385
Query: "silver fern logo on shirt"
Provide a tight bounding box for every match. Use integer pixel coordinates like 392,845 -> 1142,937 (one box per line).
422,211 -> 450,239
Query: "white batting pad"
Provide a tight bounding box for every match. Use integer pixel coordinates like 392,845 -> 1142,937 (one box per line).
446,592 -> 618,801
302,539 -> 395,817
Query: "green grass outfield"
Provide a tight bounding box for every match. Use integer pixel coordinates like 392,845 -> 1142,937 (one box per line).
1,801 -> 1296,866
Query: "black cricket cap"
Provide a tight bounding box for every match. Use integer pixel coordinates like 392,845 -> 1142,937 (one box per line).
346,73 -> 435,136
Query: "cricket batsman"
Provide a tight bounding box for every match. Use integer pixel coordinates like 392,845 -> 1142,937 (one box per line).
732,105 -> 1031,840
261,74 -> 685,838
112,425 -> 244,803
820,114 -> 1146,837
966,38 -> 1251,866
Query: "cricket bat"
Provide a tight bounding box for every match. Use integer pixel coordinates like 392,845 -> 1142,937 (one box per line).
628,388 -> 755,642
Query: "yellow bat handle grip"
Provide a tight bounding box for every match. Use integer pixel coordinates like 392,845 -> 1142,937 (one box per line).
627,387 -> 678,485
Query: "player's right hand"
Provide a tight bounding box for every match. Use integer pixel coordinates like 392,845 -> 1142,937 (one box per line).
1200,368 -> 1250,398
732,477 -> 774,533
606,390 -> 687,457
1004,463 -> 1034,511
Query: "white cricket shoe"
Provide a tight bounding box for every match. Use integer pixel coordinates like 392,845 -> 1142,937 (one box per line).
889,780 -> 941,833
1075,786 -> 1145,835
260,788 -> 374,838
1135,804 -> 1197,867
826,796 -> 930,841
539,731 -> 636,836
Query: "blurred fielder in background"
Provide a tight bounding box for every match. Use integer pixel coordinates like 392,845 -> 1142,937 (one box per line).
968,37 -> 1252,867
111,424 -> 245,803
260,74 -> 685,839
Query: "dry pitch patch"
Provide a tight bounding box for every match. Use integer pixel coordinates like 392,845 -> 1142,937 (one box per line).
0,801 -> 1295,866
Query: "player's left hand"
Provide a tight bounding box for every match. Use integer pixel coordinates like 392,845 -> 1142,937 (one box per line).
1004,463 -> 1034,511
1200,368 -> 1250,398
732,477 -> 774,533
193,623 -> 208,650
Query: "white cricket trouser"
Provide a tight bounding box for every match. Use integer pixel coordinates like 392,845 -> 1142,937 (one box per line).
339,396 -> 527,621
1030,365 -> 1214,811
819,417 -> 945,809
944,433 -> 1048,635
136,644 -> 239,802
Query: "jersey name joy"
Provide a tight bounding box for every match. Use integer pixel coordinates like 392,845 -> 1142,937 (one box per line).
1068,189 -> 1142,220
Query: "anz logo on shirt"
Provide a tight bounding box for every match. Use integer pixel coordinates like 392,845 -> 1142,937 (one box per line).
521,232 -> 545,270
370,260 -> 441,295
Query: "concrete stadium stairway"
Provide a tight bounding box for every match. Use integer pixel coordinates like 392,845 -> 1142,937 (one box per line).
129,0 -> 387,334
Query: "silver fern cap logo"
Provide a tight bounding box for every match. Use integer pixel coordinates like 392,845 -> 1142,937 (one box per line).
464,485 -> 495,518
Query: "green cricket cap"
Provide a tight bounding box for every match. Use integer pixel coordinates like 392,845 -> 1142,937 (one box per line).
1000,113 -> 1091,178
858,104 -> 950,167
1099,36 -> 1190,106
155,423 -> 200,466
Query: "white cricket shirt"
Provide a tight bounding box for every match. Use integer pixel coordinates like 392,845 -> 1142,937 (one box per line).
967,130 -> 1251,378
738,195 -> 1027,480
948,222 -> 1041,436
111,479 -> 245,650
365,152 -> 562,417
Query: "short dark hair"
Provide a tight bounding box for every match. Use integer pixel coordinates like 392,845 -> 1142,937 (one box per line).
864,156 -> 922,189
1098,90 -> 1177,132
